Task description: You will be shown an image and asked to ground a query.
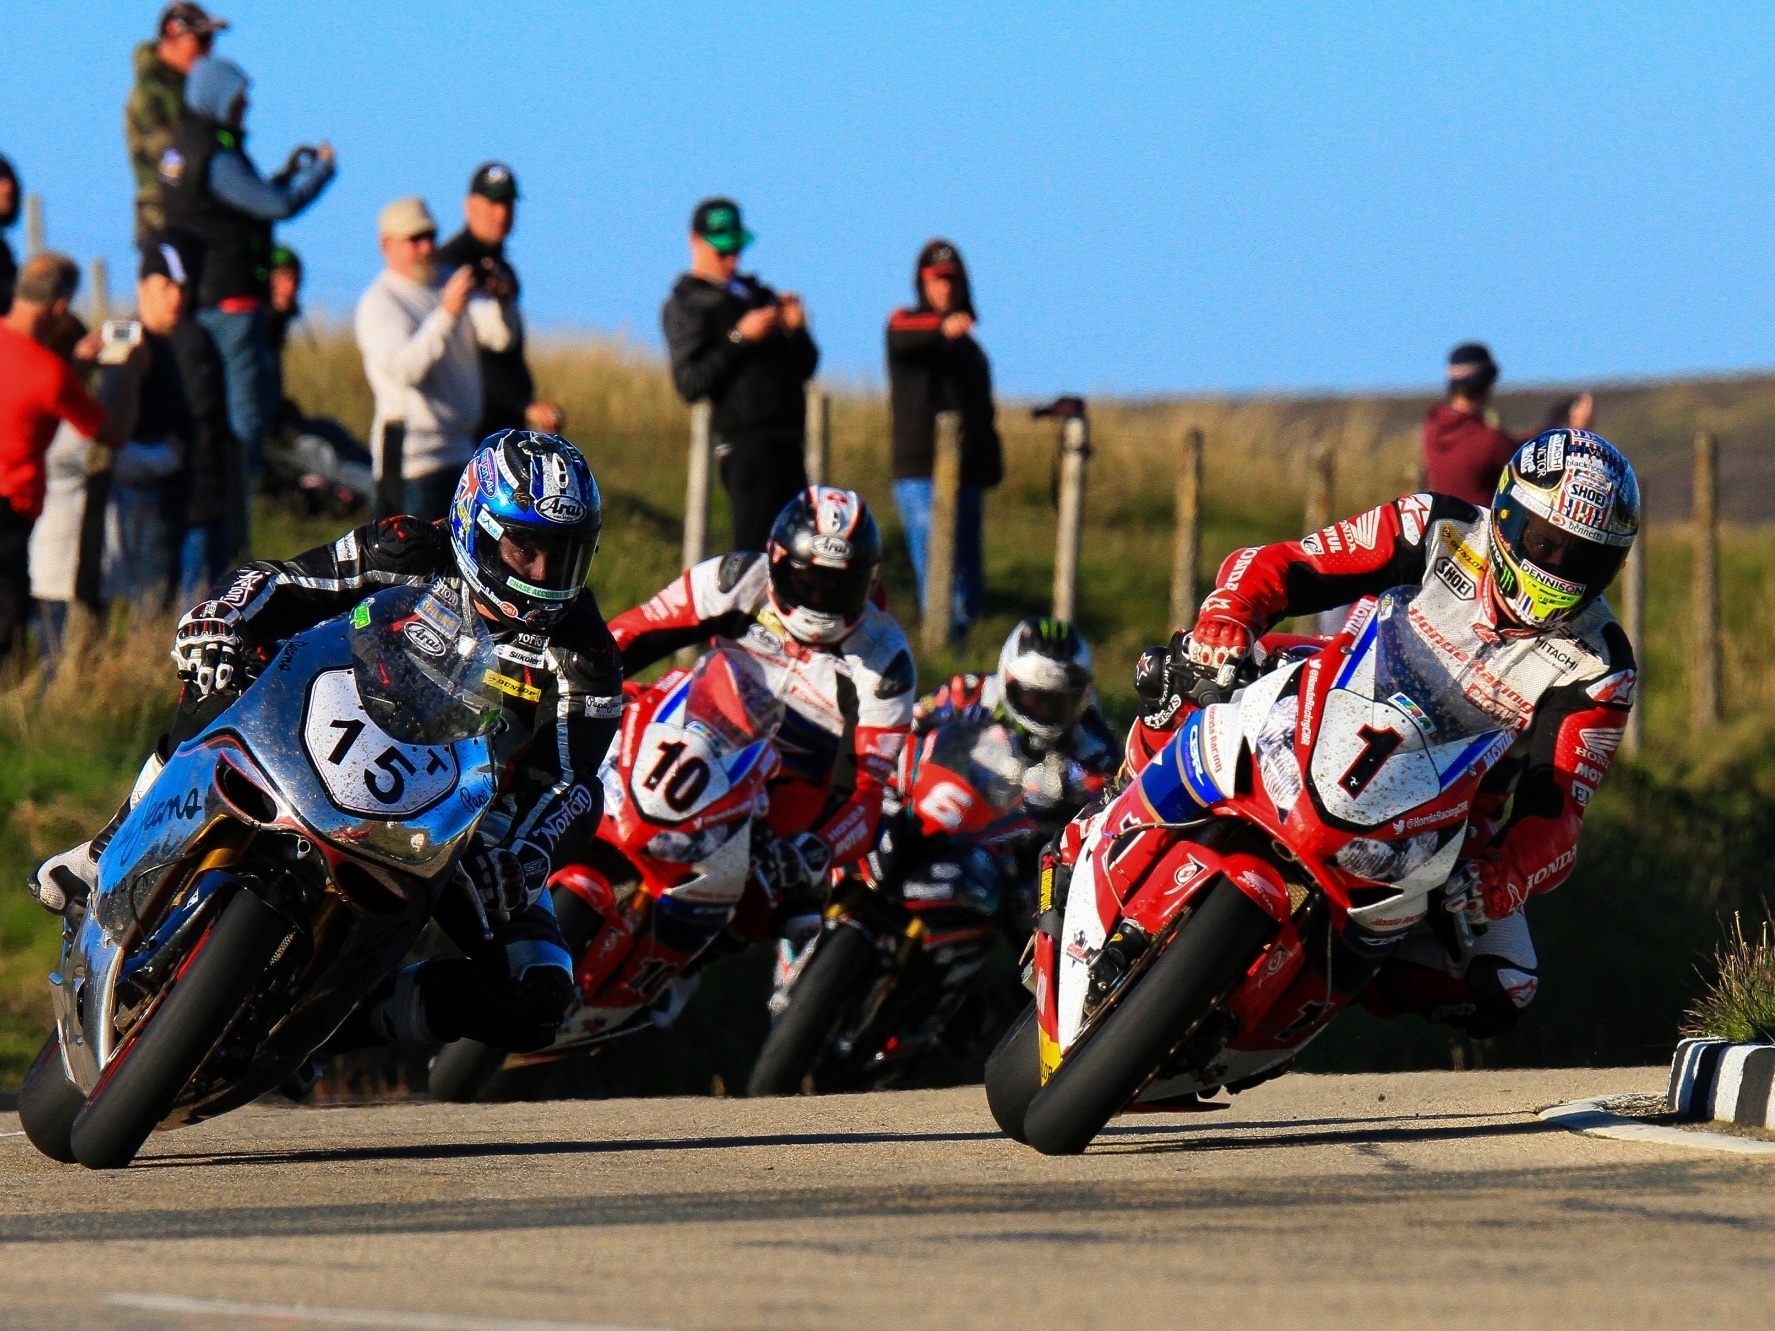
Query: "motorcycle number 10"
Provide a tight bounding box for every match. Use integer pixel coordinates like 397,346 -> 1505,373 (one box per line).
301,669 -> 461,818
632,722 -> 730,823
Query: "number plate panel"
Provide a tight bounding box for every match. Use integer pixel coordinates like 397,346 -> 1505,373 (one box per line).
302,669 -> 460,818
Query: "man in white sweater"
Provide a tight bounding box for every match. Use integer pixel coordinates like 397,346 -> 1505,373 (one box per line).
355,195 -> 510,520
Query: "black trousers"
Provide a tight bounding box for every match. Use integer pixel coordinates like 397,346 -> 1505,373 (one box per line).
0,504 -> 33,669
719,434 -> 807,554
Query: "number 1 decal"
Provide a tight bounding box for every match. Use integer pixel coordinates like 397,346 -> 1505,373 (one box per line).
1339,724 -> 1404,797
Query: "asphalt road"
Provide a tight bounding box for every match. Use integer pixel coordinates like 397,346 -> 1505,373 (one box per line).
1,1067 -> 1770,1331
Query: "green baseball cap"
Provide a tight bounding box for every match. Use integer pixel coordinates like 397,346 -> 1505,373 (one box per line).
691,197 -> 753,255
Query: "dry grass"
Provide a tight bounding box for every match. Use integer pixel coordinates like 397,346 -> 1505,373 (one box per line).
1684,913 -> 1775,1044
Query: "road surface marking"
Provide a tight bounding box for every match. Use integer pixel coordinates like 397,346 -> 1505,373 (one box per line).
109,1294 -> 675,1331
1540,1095 -> 1775,1155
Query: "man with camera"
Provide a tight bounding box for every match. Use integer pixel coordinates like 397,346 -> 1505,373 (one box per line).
437,162 -> 563,440
662,198 -> 818,553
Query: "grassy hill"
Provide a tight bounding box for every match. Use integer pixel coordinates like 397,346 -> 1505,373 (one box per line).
1,327 -> 1771,1085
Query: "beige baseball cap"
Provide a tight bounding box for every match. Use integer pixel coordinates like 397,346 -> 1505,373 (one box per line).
378,196 -> 437,240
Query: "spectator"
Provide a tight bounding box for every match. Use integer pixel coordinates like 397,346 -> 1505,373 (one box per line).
0,155 -> 19,316
1422,343 -> 1594,506
662,198 -> 818,553
0,254 -> 148,666
266,242 -> 302,393
162,245 -> 238,603
126,2 -> 227,244
160,53 -> 335,551
355,196 -> 511,521
437,162 -> 563,438
886,239 -> 1002,640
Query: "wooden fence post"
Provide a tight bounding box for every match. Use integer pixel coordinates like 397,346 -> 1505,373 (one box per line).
682,401 -> 713,572
1168,426 -> 1203,631
1303,432 -> 1335,536
24,193 -> 43,258
1052,414 -> 1090,623
1692,431 -> 1721,728
1621,522 -> 1646,757
88,257 -> 110,327
804,386 -> 830,488
922,411 -> 962,656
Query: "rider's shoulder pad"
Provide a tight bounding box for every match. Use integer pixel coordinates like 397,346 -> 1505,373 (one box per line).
716,550 -> 763,594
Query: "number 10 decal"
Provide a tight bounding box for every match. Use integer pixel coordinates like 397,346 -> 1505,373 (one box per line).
301,669 -> 460,817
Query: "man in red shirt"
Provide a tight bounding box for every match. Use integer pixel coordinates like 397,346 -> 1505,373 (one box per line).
0,253 -> 147,664
1421,342 -> 1592,506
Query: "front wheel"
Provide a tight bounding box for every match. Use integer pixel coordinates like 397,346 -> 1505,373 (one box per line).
983,1001 -> 1041,1143
746,924 -> 877,1097
427,1039 -> 507,1103
18,1032 -> 86,1164
1022,879 -> 1276,1157
69,888 -> 288,1170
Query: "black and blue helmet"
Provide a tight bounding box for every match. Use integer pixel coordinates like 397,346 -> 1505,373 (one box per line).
449,430 -> 601,629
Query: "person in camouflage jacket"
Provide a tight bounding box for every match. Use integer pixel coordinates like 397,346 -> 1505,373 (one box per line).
126,4 -> 227,243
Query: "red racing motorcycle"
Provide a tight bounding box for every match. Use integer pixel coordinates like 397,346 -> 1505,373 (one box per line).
987,587 -> 1517,1154
429,647 -> 784,1100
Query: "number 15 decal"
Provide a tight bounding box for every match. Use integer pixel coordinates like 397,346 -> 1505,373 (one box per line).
302,669 -> 460,817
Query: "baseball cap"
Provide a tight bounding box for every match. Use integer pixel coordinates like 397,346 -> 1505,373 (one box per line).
469,162 -> 519,202
919,240 -> 961,277
1447,341 -> 1498,386
159,3 -> 228,37
691,197 -> 753,255
139,237 -> 189,285
378,196 -> 438,240
270,243 -> 301,272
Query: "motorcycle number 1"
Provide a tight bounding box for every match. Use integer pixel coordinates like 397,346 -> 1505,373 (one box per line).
301,668 -> 460,818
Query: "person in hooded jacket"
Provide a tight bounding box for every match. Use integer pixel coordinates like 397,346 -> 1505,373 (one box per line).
886,239 -> 1002,642
0,155 -> 20,317
159,54 -> 335,560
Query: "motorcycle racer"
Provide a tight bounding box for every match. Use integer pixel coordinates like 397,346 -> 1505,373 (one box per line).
1123,429 -> 1639,1037
607,487 -> 915,935
32,430 -> 624,1056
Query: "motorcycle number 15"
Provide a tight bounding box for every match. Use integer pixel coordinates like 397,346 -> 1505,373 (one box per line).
301,668 -> 461,818
632,722 -> 730,824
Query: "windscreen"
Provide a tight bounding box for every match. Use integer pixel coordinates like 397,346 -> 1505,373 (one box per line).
925,721 -> 1027,815
679,647 -> 785,756
350,582 -> 507,745
1370,586 -> 1510,744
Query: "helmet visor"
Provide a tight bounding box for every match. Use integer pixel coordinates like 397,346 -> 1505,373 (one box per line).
1005,678 -> 1088,729
474,517 -> 595,603
1492,505 -> 1627,626
773,559 -> 872,623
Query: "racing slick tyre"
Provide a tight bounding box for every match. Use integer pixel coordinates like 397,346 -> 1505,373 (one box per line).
427,1040 -> 507,1103
18,1032 -> 86,1163
69,889 -> 288,1170
983,1001 -> 1041,1144
1022,878 -> 1276,1157
746,923 -> 877,1097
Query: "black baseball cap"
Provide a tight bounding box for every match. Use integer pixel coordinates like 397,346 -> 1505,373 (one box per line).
469,162 -> 519,202
159,3 -> 227,37
691,197 -> 752,255
139,235 -> 189,285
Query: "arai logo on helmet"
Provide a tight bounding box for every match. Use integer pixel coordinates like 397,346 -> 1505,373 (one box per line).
809,533 -> 852,567
535,493 -> 586,524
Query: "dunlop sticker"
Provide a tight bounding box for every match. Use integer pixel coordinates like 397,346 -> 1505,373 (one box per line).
484,669 -> 541,703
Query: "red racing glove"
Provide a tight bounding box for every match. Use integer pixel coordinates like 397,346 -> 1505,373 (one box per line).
1186,589 -> 1266,687
1469,850 -> 1528,923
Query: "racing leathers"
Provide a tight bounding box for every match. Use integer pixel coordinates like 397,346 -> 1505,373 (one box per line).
608,550 -> 915,936
197,514 -> 625,1051
1126,491 -> 1636,1036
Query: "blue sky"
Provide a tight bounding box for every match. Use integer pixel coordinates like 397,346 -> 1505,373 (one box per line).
3,2 -> 1772,395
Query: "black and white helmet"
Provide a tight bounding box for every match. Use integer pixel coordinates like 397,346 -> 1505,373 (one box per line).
997,617 -> 1094,748
766,487 -> 882,646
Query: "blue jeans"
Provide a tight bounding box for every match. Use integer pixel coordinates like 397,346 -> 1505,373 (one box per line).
180,521 -> 233,606
196,306 -> 276,555
893,478 -> 985,637
403,466 -> 464,523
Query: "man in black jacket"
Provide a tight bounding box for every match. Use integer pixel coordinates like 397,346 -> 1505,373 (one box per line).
887,239 -> 1001,641
437,162 -> 563,439
0,155 -> 19,317
662,198 -> 818,553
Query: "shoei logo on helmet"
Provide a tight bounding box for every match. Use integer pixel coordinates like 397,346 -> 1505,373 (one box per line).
809,534 -> 852,568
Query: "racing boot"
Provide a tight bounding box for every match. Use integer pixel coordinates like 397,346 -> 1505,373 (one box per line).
28,749 -> 166,919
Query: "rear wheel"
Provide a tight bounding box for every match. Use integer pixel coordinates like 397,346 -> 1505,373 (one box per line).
427,1039 -> 508,1103
1022,879 -> 1276,1157
69,889 -> 288,1170
18,1032 -> 86,1164
746,924 -> 877,1097
983,1001 -> 1041,1143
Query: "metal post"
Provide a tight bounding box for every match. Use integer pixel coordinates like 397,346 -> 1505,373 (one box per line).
24,193 -> 43,258
1052,415 -> 1090,623
1622,525 -> 1646,756
1692,431 -> 1721,728
1169,426 -> 1203,631
804,386 -> 830,489
375,421 -> 405,520
923,411 -> 962,656
682,401 -> 713,571
88,257 -> 110,327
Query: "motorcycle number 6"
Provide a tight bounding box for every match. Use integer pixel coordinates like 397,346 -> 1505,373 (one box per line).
301,668 -> 460,817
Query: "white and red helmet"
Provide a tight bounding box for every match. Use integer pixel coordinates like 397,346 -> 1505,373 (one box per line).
765,487 -> 882,645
